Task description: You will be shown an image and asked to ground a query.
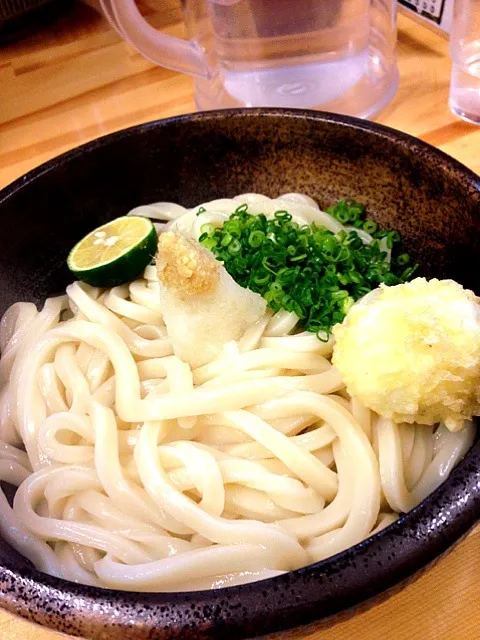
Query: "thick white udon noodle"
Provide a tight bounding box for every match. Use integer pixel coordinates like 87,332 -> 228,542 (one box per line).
0,193 -> 475,592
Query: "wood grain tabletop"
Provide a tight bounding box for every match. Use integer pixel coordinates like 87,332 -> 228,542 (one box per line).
0,3 -> 479,639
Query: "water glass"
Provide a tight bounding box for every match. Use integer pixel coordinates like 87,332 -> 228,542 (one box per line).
449,0 -> 480,124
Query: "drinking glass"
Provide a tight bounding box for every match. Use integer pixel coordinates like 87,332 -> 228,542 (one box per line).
449,0 -> 480,124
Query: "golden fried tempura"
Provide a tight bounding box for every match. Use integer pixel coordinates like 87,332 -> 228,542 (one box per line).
333,278 -> 480,432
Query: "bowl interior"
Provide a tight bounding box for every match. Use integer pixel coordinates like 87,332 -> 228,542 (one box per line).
1,110 -> 480,315
0,109 -> 479,640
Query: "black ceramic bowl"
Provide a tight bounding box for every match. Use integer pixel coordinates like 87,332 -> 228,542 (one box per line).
0,109 -> 479,640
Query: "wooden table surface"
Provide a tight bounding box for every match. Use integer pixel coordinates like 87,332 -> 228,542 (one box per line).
0,3 -> 479,639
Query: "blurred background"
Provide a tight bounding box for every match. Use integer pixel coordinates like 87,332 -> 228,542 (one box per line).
1,1 -> 479,188
0,0 -> 197,185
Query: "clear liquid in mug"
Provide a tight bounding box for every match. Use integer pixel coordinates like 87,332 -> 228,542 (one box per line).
208,0 -> 370,108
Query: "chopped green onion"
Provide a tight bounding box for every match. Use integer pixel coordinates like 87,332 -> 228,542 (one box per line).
363,220 -> 377,234
200,237 -> 217,251
401,264 -> 419,280
342,296 -> 355,314
224,220 -> 242,237
253,273 -> 270,285
336,209 -> 350,223
320,236 -> 336,254
327,199 -> 366,224
290,253 -> 307,262
228,239 -> 242,255
274,210 -> 292,221
221,232 -> 233,247
316,330 -> 330,343
200,223 -> 215,235
391,230 -> 401,243
249,230 -> 265,248
199,199 -> 417,337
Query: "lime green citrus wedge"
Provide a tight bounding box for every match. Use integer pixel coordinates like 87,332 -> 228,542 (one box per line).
67,216 -> 157,287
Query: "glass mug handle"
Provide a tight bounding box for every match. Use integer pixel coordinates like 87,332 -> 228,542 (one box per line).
100,0 -> 209,77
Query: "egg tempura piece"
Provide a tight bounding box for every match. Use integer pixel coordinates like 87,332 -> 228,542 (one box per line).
332,278 -> 480,432
157,231 -> 266,368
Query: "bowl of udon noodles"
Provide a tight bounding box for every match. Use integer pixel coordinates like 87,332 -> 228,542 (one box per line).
0,108 -> 479,640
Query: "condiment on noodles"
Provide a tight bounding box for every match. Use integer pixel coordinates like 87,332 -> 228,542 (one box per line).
157,231 -> 266,367
198,200 -> 417,337
332,278 -> 480,431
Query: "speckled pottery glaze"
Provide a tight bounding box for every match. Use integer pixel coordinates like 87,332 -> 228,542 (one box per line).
0,109 -> 479,640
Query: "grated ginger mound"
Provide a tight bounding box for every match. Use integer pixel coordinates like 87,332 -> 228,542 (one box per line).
157,231 -> 266,368
332,278 -> 480,432
157,231 -> 219,298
